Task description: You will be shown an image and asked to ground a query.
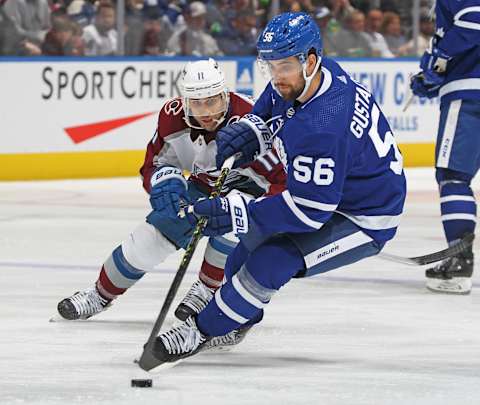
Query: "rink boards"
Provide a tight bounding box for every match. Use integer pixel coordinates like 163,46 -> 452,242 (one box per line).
0,57 -> 438,180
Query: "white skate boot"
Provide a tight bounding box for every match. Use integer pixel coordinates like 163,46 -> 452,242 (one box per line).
174,280 -> 215,321
57,287 -> 111,320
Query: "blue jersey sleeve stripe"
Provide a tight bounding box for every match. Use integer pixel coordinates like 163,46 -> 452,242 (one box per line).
439,78 -> 480,96
292,195 -> 338,211
282,191 -> 324,229
454,6 -> 480,30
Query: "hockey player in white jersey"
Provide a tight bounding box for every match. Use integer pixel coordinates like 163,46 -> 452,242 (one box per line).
145,12 -> 407,367
56,59 -> 285,332
410,0 -> 479,294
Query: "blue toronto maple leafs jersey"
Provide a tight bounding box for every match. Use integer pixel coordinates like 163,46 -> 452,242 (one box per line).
246,57 -> 406,245
434,0 -> 480,103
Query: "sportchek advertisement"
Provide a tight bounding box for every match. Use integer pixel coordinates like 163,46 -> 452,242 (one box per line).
0,59 -> 238,154
0,57 -> 438,179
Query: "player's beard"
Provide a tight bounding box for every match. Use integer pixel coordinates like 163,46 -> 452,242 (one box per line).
275,80 -> 305,101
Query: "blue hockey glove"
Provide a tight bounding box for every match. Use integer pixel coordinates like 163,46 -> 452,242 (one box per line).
193,193 -> 252,237
419,42 -> 450,86
216,114 -> 272,169
149,166 -> 190,219
410,73 -> 440,99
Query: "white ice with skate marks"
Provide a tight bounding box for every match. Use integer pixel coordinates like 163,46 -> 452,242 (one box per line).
1,168 -> 480,405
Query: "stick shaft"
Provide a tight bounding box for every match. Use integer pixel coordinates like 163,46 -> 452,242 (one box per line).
138,156 -> 235,371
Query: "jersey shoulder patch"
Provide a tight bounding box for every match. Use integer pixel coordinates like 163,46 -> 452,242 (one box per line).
157,97 -> 188,139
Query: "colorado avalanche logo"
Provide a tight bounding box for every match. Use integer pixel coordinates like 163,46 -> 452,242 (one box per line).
164,99 -> 183,116
273,136 -> 288,172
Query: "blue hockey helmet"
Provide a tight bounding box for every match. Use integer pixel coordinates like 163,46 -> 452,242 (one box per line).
257,12 -> 323,63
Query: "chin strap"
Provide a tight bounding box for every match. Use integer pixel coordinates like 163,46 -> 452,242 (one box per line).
296,56 -> 321,101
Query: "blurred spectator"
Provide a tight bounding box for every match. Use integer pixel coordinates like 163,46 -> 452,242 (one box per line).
41,14 -> 75,55
2,0 -> 51,47
82,2 -> 117,55
379,0 -> 401,13
350,0 -> 372,14
312,6 -> 338,56
332,9 -> 373,57
166,1 -> 222,56
217,10 -> 257,55
70,20 -> 85,55
0,0 -> 23,54
364,8 -> 393,57
228,0 -> 255,16
280,0 -> 315,14
381,11 -> 406,56
328,0 -> 355,23
397,9 -> 434,56
140,6 -> 172,55
67,0 -> 96,27
124,0 -> 144,54
280,0 -> 302,13
22,39 -> 42,54
206,0 -> 229,37
124,1 -> 173,55
162,0 -> 187,29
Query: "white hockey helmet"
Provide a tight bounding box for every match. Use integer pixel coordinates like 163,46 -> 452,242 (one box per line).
180,58 -> 230,130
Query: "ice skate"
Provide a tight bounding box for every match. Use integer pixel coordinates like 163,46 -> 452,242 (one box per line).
426,251 -> 474,294
149,317 -> 209,370
174,280 -> 215,321
203,324 -> 253,352
57,287 -> 111,320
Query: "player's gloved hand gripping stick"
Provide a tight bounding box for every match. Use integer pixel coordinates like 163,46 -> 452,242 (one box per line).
138,155 -> 236,372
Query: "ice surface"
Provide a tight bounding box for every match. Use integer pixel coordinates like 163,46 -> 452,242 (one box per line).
1,168 -> 479,405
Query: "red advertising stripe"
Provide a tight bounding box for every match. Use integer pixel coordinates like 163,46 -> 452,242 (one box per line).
65,111 -> 156,144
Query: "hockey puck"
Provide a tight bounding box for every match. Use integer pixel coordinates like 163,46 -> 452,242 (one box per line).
131,379 -> 153,388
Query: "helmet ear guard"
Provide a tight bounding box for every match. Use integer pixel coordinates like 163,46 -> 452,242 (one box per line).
179,58 -> 230,130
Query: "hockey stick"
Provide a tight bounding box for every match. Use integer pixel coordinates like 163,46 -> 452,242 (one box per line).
138,155 -> 236,372
378,232 -> 474,266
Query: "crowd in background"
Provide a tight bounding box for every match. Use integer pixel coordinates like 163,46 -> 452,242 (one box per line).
0,0 -> 435,57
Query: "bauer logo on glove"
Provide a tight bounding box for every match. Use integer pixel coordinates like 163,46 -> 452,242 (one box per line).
192,192 -> 252,236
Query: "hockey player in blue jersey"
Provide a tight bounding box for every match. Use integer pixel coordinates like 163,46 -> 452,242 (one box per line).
146,12 -> 407,366
410,0 -> 479,294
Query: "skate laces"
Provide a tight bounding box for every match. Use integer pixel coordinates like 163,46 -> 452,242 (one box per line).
431,255 -> 471,275
182,280 -> 214,312
160,317 -> 206,355
208,330 -> 239,347
69,288 -> 109,317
